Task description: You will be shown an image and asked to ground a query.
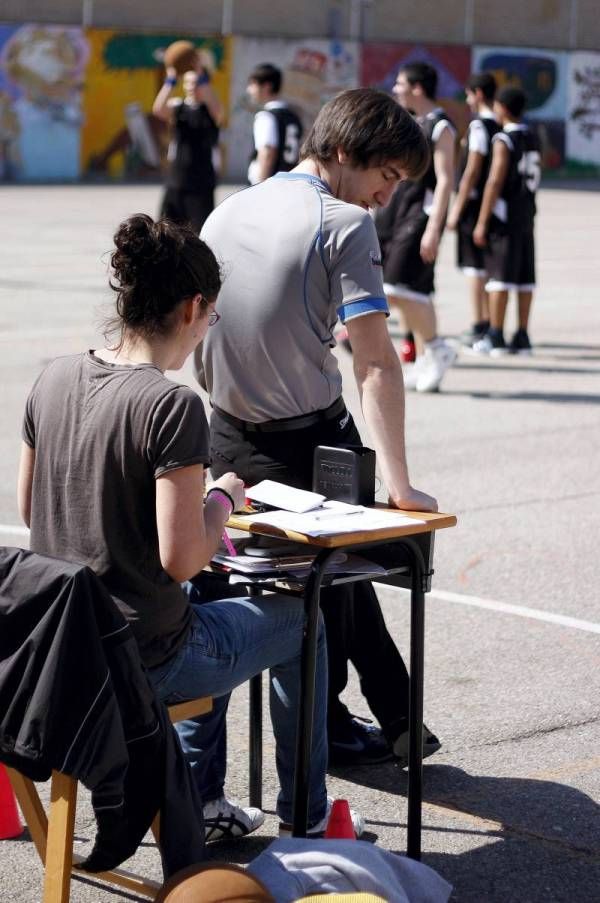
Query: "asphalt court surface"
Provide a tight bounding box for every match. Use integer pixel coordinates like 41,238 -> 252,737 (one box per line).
0,182 -> 599,901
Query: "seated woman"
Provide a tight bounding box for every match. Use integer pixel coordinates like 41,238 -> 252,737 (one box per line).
17,214 -> 360,840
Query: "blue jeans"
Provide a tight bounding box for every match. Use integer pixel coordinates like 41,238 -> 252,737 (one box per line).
148,582 -> 328,825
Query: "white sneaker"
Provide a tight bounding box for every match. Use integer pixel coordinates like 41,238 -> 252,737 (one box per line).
415,340 -> 457,393
203,795 -> 265,841
279,796 -> 365,838
403,358 -> 423,391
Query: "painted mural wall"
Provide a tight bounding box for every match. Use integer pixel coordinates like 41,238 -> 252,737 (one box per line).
0,23 -> 87,180
0,22 -> 598,182
361,42 -> 472,138
226,37 -> 359,181
567,52 -> 600,170
471,45 -> 568,170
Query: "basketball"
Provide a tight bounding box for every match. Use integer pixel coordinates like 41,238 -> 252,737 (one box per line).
163,40 -> 199,75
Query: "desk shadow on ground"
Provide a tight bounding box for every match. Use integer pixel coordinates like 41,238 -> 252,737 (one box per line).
335,763 -> 600,902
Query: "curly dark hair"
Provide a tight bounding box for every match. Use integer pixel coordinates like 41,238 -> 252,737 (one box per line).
105,214 -> 221,342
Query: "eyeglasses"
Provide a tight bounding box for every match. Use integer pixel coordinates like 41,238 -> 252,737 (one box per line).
208,310 -> 221,326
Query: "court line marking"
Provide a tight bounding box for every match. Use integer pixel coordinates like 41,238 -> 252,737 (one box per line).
1,523 -> 597,635
375,584 -> 600,635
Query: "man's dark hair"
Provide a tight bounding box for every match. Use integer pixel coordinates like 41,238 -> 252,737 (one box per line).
468,71 -> 497,102
300,88 -> 430,180
248,63 -> 282,95
401,62 -> 438,100
496,85 -> 527,118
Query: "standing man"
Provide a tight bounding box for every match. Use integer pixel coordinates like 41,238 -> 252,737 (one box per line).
447,72 -> 500,349
472,86 -> 541,355
196,88 -> 441,771
246,63 -> 303,184
153,54 -> 223,233
375,62 -> 457,393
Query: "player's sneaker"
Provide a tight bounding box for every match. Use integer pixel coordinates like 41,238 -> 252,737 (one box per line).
279,796 -> 365,838
508,328 -> 533,356
460,320 -> 489,348
393,724 -> 442,767
402,358 -> 423,391
473,328 -> 508,357
415,340 -> 457,393
399,333 -> 416,363
328,716 -> 393,766
203,795 -> 265,841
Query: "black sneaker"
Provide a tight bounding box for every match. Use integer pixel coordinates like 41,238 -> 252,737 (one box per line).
473,327 -> 508,357
460,321 -> 489,347
328,717 -> 393,766
393,724 -> 442,768
508,328 -> 533,356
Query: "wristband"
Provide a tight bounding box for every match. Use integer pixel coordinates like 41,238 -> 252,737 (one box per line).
165,76 -> 177,88
206,487 -> 235,515
196,71 -> 210,87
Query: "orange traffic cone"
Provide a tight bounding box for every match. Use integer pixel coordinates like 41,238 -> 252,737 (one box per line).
324,798 -> 356,840
0,765 -> 23,839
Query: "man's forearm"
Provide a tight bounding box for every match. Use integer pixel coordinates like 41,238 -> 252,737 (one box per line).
427,175 -> 452,234
355,356 -> 411,503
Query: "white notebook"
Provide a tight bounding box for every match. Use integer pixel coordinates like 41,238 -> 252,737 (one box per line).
245,480 -> 326,514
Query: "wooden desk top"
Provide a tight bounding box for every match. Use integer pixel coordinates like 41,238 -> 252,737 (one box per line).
227,504 -> 457,549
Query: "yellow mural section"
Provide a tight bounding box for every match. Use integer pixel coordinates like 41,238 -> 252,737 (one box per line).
81,29 -> 231,179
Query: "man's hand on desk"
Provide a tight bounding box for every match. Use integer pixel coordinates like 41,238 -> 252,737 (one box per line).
389,486 -> 438,513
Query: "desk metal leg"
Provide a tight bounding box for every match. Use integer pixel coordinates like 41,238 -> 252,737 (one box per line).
248,587 -> 263,809
397,538 -> 429,861
292,548 -> 335,837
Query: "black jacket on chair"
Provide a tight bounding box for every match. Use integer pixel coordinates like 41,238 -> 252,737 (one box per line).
0,546 -> 205,876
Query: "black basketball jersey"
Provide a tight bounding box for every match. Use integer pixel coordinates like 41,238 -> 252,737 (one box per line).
457,115 -> 501,201
393,108 -> 454,217
493,124 -> 541,228
375,107 -> 455,237
167,101 -> 219,191
250,104 -> 303,177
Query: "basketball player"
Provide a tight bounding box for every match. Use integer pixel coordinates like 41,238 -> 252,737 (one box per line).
473,85 -> 541,355
246,63 -> 303,184
447,72 -> 500,348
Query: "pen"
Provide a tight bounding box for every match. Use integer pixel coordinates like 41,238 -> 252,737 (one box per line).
314,509 -> 364,521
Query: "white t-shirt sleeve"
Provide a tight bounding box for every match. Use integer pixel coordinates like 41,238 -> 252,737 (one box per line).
253,110 -> 279,149
468,119 -> 489,155
431,119 -> 456,144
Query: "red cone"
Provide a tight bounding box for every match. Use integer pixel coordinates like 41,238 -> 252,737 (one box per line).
324,798 -> 356,840
0,765 -> 23,839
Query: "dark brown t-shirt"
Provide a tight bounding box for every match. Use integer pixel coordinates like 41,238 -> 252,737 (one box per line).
22,351 -> 210,668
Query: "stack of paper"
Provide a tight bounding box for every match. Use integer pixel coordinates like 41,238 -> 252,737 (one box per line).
236,500 -> 425,537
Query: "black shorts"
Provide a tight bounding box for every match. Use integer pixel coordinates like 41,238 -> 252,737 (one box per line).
160,187 -> 214,233
484,223 -> 536,291
380,212 -> 434,301
457,200 -> 486,275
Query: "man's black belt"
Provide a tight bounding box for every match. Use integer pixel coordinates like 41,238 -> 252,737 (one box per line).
212,397 -> 347,433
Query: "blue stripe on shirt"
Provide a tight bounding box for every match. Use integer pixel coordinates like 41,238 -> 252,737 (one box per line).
338,297 -> 389,324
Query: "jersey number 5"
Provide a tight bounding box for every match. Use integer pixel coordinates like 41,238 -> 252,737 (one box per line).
518,150 -> 541,193
283,123 -> 300,165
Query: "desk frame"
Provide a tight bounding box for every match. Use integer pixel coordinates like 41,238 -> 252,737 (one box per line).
227,510 -> 454,860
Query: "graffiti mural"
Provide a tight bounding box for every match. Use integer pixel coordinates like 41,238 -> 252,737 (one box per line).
472,46 -> 568,169
0,24 -> 87,181
567,52 -> 600,169
361,43 -> 472,137
82,30 -> 230,181
226,37 -> 359,181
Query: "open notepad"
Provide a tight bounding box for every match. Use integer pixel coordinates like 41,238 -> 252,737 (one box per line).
237,500 -> 425,537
